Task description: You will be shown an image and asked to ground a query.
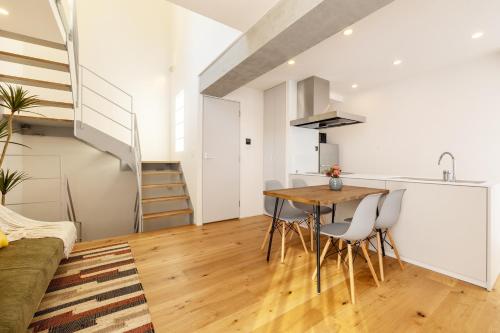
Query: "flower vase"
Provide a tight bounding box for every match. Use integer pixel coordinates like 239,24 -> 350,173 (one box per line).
329,177 -> 343,191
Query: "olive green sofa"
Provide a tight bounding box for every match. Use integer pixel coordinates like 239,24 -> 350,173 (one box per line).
0,238 -> 64,333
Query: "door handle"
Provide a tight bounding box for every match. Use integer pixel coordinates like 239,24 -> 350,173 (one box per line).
203,153 -> 216,160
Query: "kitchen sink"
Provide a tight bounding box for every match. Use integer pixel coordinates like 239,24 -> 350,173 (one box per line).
393,177 -> 485,184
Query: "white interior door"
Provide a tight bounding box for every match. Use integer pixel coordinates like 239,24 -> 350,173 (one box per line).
202,96 -> 240,223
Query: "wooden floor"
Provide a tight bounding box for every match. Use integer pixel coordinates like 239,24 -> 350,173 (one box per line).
75,216 -> 500,332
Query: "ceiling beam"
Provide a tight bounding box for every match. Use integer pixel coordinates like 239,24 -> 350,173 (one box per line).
199,0 -> 394,97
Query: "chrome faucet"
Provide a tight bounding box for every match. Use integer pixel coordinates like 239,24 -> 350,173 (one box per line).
438,152 -> 456,182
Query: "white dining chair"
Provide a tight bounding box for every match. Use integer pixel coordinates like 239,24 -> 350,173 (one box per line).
313,193 -> 382,304
261,180 -> 309,263
373,189 -> 406,281
291,178 -> 333,251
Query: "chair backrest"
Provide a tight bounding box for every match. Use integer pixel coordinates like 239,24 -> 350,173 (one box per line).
264,180 -> 305,219
375,189 -> 406,229
342,193 -> 382,241
290,178 -> 309,211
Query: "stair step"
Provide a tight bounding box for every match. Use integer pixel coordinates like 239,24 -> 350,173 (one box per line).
144,208 -> 193,220
38,100 -> 73,109
142,170 -> 181,176
0,74 -> 71,91
142,161 -> 180,164
0,29 -> 67,50
142,183 -> 185,189
142,195 -> 189,204
12,115 -> 73,128
0,51 -> 69,72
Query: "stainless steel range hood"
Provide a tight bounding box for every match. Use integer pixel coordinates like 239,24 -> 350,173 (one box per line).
290,76 -> 366,129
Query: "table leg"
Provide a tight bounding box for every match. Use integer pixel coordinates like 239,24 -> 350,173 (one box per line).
331,204 -> 336,223
266,198 -> 279,262
315,205 -> 321,294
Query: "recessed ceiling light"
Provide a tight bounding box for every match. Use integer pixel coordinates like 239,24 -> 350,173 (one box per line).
471,31 -> 484,39
393,59 -> 403,66
343,28 -> 353,36
0,8 -> 9,16
287,59 -> 296,65
351,84 -> 358,89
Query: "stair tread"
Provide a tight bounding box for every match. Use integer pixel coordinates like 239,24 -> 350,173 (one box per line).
0,51 -> 70,72
142,161 -> 180,164
12,115 -> 73,128
37,99 -> 73,109
142,183 -> 185,189
142,170 -> 181,175
144,208 -> 193,220
0,74 -> 72,91
0,29 -> 67,50
142,195 -> 189,204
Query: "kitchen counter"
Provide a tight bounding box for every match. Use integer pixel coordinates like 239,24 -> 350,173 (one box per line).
289,172 -> 500,290
291,172 -> 497,188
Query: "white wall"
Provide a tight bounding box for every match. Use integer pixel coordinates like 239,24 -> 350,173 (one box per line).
324,54 -> 500,182
4,131 -> 136,241
167,5 -> 242,224
76,0 -> 172,160
225,87 -> 264,218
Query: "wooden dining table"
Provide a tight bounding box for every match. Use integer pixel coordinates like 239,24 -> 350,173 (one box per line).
263,184 -> 389,294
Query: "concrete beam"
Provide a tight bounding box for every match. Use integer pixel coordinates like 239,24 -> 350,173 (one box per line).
200,0 -> 394,97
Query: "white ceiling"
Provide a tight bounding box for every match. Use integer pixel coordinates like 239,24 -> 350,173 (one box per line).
166,0 -> 281,31
0,0 -> 63,43
247,0 -> 500,96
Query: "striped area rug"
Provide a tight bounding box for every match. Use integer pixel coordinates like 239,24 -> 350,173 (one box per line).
29,242 -> 155,333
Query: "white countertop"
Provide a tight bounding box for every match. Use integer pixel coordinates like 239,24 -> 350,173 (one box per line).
290,172 -> 497,188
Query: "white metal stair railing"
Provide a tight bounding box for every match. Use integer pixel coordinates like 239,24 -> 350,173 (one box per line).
51,0 -> 143,232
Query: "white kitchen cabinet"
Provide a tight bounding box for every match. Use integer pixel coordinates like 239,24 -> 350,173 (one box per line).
386,181 -> 487,285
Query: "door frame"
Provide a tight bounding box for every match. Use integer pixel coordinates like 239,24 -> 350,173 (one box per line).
201,95 -> 241,224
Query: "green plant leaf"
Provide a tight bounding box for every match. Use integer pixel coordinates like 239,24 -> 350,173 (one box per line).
0,84 -> 40,114
0,169 -> 30,195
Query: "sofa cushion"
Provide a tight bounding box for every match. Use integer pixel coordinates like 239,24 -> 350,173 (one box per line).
0,238 -> 63,333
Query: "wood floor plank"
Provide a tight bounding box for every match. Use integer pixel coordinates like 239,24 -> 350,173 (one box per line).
74,216 -> 500,332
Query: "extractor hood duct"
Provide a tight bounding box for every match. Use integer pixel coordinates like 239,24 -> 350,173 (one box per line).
290,76 -> 366,129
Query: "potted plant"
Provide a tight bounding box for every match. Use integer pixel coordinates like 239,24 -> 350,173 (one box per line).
326,164 -> 343,191
0,84 -> 39,169
0,169 -> 30,205
0,84 -> 39,205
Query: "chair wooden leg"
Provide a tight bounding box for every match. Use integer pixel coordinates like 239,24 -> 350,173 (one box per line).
312,237 -> 331,280
387,230 -> 404,270
289,227 -> 294,241
376,231 -> 384,281
281,222 -> 286,263
295,222 -> 309,254
361,241 -> 380,287
347,243 -> 355,304
309,216 -> 314,251
337,239 -> 343,270
260,220 -> 273,250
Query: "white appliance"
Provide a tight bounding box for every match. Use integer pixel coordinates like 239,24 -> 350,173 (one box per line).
319,143 -> 339,173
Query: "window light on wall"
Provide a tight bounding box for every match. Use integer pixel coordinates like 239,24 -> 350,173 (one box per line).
175,90 -> 185,152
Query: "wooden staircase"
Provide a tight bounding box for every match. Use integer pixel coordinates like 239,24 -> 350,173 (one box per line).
141,161 -> 193,230
0,30 -> 74,127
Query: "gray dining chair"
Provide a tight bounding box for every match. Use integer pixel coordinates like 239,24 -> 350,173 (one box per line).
291,178 -> 333,251
312,193 -> 382,304
261,180 -> 309,263
373,189 -> 406,281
